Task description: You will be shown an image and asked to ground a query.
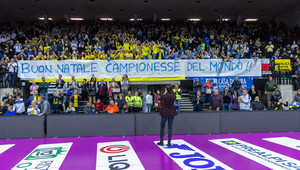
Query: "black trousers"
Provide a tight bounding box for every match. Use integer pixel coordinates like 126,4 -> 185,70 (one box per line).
160,116 -> 174,144
133,107 -> 140,112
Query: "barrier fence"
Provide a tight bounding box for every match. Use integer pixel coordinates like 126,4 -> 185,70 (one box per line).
1,110 -> 300,139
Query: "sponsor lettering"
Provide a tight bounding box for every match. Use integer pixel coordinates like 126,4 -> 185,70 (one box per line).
12,143 -> 72,170
155,139 -> 233,170
210,138 -> 300,170
96,141 -> 145,170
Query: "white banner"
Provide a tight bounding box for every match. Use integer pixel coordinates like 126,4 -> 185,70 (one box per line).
0,144 -> 14,155
154,139 -> 233,170
18,59 -> 261,80
12,142 -> 72,170
186,59 -> 261,77
210,138 -> 300,170
263,137 -> 300,151
96,141 -> 145,170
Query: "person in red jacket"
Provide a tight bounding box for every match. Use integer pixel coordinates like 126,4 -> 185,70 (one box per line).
95,99 -> 104,113
203,79 -> 213,103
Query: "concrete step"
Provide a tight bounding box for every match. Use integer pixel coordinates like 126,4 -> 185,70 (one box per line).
180,103 -> 193,107
180,106 -> 193,109
181,100 -> 192,103
180,109 -> 194,112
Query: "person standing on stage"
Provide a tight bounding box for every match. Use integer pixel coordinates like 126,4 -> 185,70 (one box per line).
157,85 -> 177,147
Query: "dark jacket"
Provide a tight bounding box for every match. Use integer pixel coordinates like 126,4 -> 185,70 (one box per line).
232,80 -> 241,91
223,92 -> 231,104
274,101 -> 288,111
271,92 -> 282,104
193,81 -> 203,93
39,82 -> 49,93
80,82 -> 88,92
251,100 -> 265,111
98,83 -> 108,96
231,96 -> 240,110
159,92 -> 177,116
192,95 -> 204,111
0,106 -> 7,115
248,89 -> 258,102
56,79 -> 65,89
116,98 -> 126,110
87,85 -> 97,96
49,96 -> 59,110
210,94 -> 223,110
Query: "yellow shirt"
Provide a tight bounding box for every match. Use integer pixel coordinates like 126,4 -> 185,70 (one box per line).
135,54 -> 143,60
44,46 -> 51,53
266,45 -> 274,52
142,46 -> 149,56
118,52 -> 125,60
34,56 -> 43,60
110,53 -> 116,60
85,45 -> 92,52
73,95 -> 78,107
85,54 -> 94,60
100,54 -> 107,60
123,43 -> 130,51
153,44 -> 159,54
125,52 -> 133,59
117,45 -> 122,51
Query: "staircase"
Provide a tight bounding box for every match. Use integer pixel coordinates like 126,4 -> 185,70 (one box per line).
180,92 -> 194,112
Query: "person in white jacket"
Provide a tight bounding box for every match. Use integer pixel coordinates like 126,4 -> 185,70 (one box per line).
27,100 -> 40,116
239,90 -> 251,110
145,91 -> 153,113
13,95 -> 25,115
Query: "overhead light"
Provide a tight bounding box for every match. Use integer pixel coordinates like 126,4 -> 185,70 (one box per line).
244,18 -> 258,22
129,18 -> 143,21
38,17 -> 53,20
187,18 -> 201,21
100,18 -> 113,21
217,18 -> 230,21
70,18 -> 84,21
161,18 -> 171,21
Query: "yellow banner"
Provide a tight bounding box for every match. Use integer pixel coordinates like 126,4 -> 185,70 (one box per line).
275,59 -> 292,71
32,77 -> 186,83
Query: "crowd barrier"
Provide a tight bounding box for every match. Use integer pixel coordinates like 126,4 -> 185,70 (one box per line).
1,111 -> 300,139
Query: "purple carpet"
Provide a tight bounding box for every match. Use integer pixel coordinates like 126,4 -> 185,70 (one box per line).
1,132 -> 300,170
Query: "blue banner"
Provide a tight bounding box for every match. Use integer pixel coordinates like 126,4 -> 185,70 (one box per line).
188,77 -> 254,92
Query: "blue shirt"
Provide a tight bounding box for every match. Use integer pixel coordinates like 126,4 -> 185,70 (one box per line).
250,54 -> 258,59
4,110 -> 16,116
235,53 -> 241,59
173,55 -> 181,60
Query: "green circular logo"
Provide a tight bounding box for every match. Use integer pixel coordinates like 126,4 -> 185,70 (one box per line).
16,162 -> 32,168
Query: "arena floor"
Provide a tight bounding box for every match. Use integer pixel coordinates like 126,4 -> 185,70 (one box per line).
1,132 -> 300,170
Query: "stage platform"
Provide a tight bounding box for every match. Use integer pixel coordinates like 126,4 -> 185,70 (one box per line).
1,132 -> 300,169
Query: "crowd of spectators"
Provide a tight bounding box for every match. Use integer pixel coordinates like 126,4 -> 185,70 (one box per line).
1,73 -> 300,116
0,21 -> 299,115
192,76 -> 300,112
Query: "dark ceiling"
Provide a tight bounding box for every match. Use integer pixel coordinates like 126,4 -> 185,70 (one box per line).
0,0 -> 299,22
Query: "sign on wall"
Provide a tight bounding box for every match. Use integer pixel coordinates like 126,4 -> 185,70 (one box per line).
189,77 -> 254,91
